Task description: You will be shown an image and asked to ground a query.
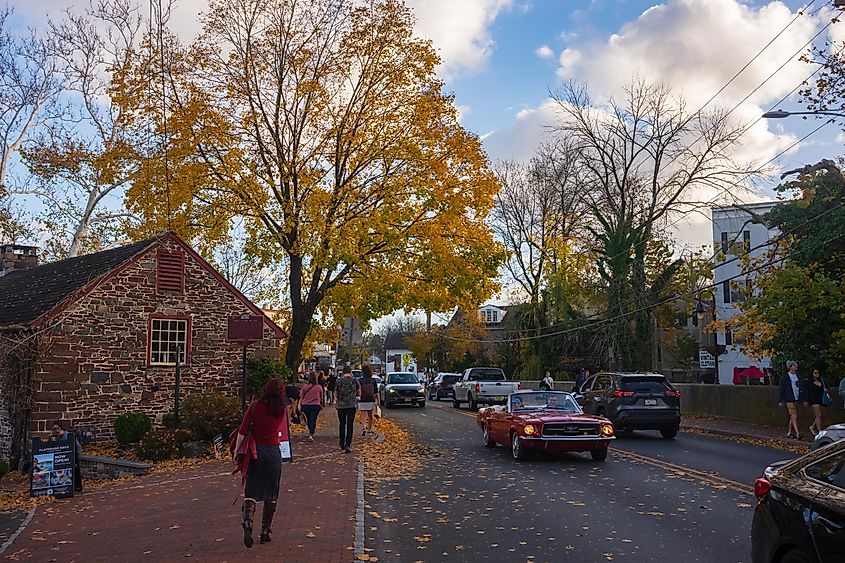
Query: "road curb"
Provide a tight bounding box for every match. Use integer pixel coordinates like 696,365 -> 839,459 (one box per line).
0,508 -> 35,555
682,423 -> 810,449
354,460 -> 365,557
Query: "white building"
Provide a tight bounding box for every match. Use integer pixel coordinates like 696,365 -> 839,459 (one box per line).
711,202 -> 778,384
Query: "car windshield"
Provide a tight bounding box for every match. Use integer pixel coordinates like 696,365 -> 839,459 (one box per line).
620,377 -> 671,393
388,373 -> 419,384
443,375 -> 461,383
510,392 -> 580,412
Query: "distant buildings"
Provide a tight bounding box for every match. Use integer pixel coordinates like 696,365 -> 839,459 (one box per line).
711,202 -> 778,384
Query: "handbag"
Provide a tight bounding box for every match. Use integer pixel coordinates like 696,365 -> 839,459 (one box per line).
822,391 -> 832,407
374,404 -> 382,419
229,402 -> 256,458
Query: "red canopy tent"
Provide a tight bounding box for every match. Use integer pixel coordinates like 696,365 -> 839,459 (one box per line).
734,365 -> 766,385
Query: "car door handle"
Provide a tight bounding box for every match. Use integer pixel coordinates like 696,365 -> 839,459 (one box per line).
818,515 -> 844,532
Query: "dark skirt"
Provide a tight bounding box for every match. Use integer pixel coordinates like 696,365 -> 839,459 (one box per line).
245,444 -> 282,502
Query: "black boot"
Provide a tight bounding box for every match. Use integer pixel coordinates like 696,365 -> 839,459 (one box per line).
260,502 -> 277,544
242,499 -> 256,548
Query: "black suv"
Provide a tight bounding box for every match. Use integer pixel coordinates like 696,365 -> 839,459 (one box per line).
428,372 -> 462,400
575,372 -> 681,439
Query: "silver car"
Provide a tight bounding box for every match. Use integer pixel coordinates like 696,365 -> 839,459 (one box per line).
813,423 -> 845,450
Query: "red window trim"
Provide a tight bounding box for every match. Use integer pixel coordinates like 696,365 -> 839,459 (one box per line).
147,314 -> 192,367
156,249 -> 185,294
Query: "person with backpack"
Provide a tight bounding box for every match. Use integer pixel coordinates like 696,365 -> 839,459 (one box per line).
335,365 -> 361,453
358,365 -> 379,436
300,372 -> 325,442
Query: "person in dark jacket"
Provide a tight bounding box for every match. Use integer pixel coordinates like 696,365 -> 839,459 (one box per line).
778,361 -> 808,439
50,420 -> 83,492
233,379 -> 287,548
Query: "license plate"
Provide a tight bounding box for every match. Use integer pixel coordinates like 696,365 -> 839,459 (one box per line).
644,399 -> 657,406
492,396 -> 504,401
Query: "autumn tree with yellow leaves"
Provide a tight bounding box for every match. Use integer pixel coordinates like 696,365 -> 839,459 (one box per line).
118,0 -> 502,369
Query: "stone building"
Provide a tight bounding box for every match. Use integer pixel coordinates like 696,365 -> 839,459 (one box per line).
0,233 -> 284,465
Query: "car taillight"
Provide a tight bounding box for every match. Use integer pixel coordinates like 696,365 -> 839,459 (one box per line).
613,391 -> 635,397
474,383 -> 480,393
665,390 -> 680,397
754,477 -> 772,498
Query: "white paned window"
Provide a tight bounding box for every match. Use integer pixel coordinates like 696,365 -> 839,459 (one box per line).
150,318 -> 189,365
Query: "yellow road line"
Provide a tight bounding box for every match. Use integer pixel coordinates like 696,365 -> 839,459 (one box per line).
426,401 -> 755,496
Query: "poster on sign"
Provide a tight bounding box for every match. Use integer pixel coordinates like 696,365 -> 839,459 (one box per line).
30,434 -> 76,499
279,412 -> 293,462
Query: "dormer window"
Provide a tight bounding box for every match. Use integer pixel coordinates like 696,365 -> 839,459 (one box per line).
480,309 -> 499,323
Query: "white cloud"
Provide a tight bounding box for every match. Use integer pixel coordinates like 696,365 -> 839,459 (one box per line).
535,44 -> 554,60
407,0 -> 513,78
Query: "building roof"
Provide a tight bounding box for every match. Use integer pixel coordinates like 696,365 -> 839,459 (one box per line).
384,330 -> 415,350
0,238 -> 161,327
0,233 -> 286,338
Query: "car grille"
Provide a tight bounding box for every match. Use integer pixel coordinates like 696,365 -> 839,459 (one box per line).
399,390 -> 418,397
542,423 -> 600,437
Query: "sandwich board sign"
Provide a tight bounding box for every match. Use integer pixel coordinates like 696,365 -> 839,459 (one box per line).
30,434 -> 76,499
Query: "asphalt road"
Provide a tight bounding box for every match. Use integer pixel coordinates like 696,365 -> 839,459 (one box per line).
363,401 -> 801,563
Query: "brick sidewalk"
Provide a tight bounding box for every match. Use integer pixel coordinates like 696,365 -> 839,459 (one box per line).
2,421 -> 360,562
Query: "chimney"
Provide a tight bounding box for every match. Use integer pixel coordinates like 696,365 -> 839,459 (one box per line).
0,244 -> 38,277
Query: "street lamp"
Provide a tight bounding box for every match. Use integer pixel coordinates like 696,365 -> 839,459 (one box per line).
762,108 -> 845,119
694,299 -> 707,321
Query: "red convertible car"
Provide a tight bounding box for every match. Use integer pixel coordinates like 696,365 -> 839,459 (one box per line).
476,390 -> 615,461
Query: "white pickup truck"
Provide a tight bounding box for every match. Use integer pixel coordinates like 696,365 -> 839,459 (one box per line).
452,367 -> 520,411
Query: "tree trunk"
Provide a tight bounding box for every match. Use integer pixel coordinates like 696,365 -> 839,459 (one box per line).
284,307 -> 313,373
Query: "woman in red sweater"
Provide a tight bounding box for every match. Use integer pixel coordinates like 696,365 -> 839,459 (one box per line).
233,379 -> 286,548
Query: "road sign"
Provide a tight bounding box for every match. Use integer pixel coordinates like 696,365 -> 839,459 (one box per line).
699,350 -> 716,369
227,314 -> 264,344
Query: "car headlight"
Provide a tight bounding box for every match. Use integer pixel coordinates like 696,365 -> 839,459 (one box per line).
523,424 -> 537,435
601,423 -> 615,437
388,388 -> 396,394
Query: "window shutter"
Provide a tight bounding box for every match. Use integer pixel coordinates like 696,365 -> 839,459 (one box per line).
157,250 -> 185,293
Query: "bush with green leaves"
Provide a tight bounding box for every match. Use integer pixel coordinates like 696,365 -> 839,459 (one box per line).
160,412 -> 179,429
181,392 -> 242,441
135,429 -> 192,461
113,412 -> 152,444
247,357 -> 291,396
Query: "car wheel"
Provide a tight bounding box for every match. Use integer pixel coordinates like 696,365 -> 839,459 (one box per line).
812,438 -> 834,450
385,401 -> 394,409
418,401 -> 425,408
660,427 -> 679,440
511,432 -> 528,461
452,397 -> 461,408
590,447 -> 608,462
780,549 -> 815,563
483,425 -> 496,448
469,394 -> 478,411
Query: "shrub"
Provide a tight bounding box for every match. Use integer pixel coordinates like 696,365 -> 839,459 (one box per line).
181,392 -> 242,441
0,459 -> 9,478
135,429 -> 185,461
114,412 -> 152,445
247,357 -> 291,396
160,412 -> 179,429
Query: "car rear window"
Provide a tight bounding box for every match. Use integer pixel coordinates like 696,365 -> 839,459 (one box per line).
443,375 -> 461,383
620,377 -> 671,393
471,369 -> 505,380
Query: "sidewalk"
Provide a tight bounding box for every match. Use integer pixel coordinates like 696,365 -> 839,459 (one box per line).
1,407 -> 361,563
682,415 -> 813,452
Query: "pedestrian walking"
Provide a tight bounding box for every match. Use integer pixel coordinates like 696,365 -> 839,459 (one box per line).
336,365 -> 361,453
539,370 -> 555,391
358,365 -> 379,436
328,371 -> 338,404
576,368 -> 589,390
317,370 -> 328,404
50,420 -> 84,492
807,368 -> 831,436
300,372 -> 325,442
778,361 -> 808,439
232,379 -> 286,548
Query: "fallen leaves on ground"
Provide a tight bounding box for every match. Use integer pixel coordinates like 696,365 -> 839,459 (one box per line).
360,417 -> 422,482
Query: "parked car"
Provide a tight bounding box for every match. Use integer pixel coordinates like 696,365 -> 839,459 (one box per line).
476,391 -> 615,461
379,372 -> 426,408
751,439 -> 845,563
452,367 -> 521,411
428,372 -> 462,400
813,423 -> 845,450
574,372 -> 681,439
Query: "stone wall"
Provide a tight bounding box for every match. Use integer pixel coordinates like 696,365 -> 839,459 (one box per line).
79,454 -> 152,480
29,238 -> 281,441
